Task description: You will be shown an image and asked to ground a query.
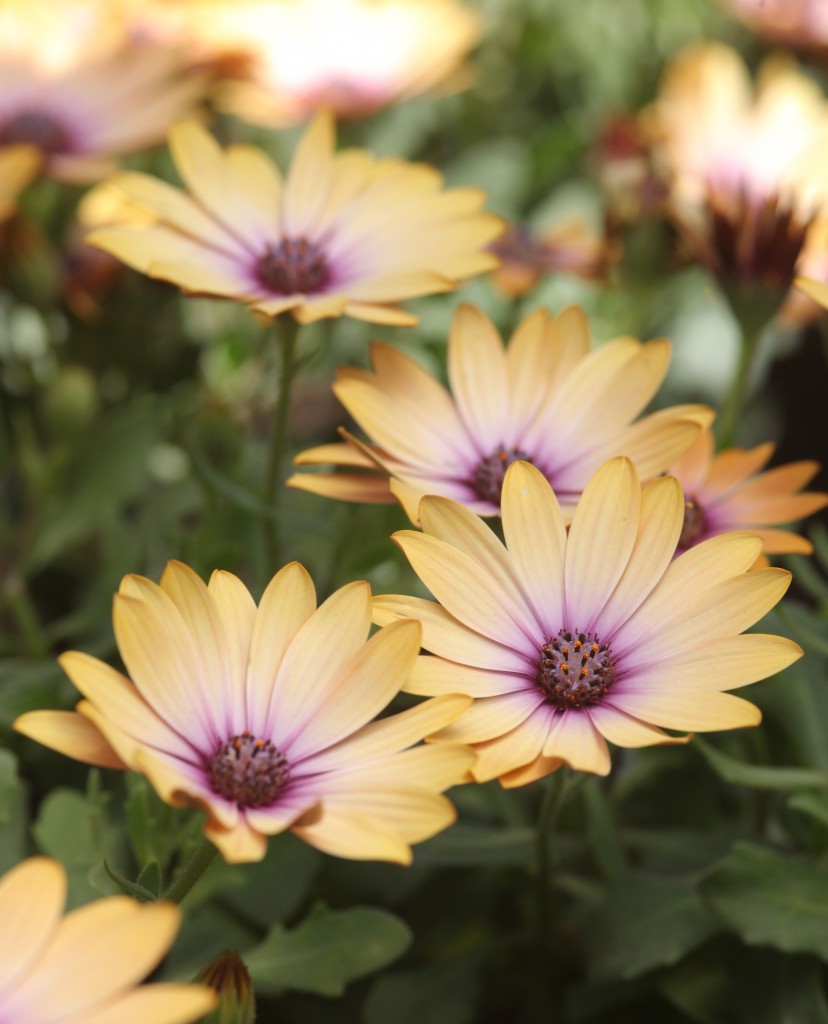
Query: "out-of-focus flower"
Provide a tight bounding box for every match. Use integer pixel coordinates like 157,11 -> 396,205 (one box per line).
88,111 -> 501,325
722,0 -> 828,54
0,2 -> 204,183
488,220 -> 614,299
198,951 -> 255,1024
594,112 -> 665,233
208,0 -> 480,127
643,42 -> 828,312
0,857 -> 217,1024
15,561 -> 473,864
0,145 -> 40,221
289,303 -> 712,521
374,458 -> 800,784
669,427 -> 828,563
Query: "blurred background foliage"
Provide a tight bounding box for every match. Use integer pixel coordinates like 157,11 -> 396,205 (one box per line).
2,0 -> 828,1021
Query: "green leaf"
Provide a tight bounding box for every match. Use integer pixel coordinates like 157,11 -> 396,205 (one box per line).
364,952 -> 485,1024
413,824 -> 536,866
700,842 -> 828,960
733,950 -> 828,1024
585,876 -> 720,981
32,786 -> 122,907
788,791 -> 828,830
582,778 -> 627,884
0,750 -> 27,873
222,832 -> 320,926
695,737 -> 828,791
246,903 -> 412,997
104,860 -> 158,903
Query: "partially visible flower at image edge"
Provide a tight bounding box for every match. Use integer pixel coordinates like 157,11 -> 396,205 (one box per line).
87,109 -> 502,325
0,857 -> 216,1024
15,561 -> 473,863
373,458 -> 801,785
796,275 -> 828,309
289,303 -> 712,521
670,426 -> 828,561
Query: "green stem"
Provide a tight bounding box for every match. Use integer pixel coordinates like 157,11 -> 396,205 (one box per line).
264,317 -> 301,571
716,319 -> 762,449
536,768 -> 570,929
162,836 -> 219,905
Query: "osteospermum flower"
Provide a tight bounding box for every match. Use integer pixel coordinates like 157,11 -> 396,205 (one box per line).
289,303 -> 712,520
0,144 -> 40,221
0,5 -> 203,183
722,0 -> 828,54
488,220 -> 614,299
643,42 -> 828,303
373,459 -> 800,784
669,427 -> 828,562
15,561 -> 473,864
211,0 -> 480,127
0,857 -> 216,1024
88,111 -> 501,325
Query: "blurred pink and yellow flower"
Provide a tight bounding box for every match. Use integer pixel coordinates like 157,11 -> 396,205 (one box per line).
374,458 -> 800,784
643,41 -> 828,302
0,857 -> 216,1024
722,0 -> 828,53
211,0 -> 481,127
15,561 -> 473,864
488,220 -> 614,299
290,304 -> 712,521
0,2 -> 203,183
88,111 -> 501,325
669,427 -> 828,562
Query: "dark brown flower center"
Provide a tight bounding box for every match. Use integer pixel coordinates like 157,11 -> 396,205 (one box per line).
256,236 -> 330,295
1,110 -> 69,154
474,447 -> 533,505
679,498 -> 706,549
536,629 -> 614,710
208,731 -> 290,808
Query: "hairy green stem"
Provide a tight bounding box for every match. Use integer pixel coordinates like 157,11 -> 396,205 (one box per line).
162,836 -> 219,905
264,317 -> 301,570
716,319 -> 762,449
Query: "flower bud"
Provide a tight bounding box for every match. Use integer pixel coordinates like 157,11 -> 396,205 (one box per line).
197,950 -> 256,1024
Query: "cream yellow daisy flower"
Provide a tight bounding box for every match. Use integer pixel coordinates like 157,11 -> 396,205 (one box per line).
88,111 -> 502,325
373,459 -> 800,785
0,857 -> 216,1024
15,561 -> 473,864
670,427 -> 828,562
290,304 -> 712,521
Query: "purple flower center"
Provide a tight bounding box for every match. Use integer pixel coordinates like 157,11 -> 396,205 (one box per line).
0,110 -> 69,155
473,446 -> 533,505
679,498 -> 707,549
208,731 -> 290,808
536,629 -> 614,710
255,236 -> 330,295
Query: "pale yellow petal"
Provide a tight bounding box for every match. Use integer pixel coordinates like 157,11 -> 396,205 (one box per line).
326,788 -> 457,844
434,690 -> 544,743
501,461 -> 567,635
283,109 -> 335,236
207,570 -> 258,734
13,709 -> 126,770
293,806 -> 413,864
404,654 -> 528,697
564,457 -> 641,631
247,562 -> 317,734
287,619 -> 421,759
611,690 -> 761,731
542,710 -> 611,775
80,985 -> 218,1024
270,581 -> 372,741
597,475 -> 684,637
205,817 -> 268,864
499,754 -> 565,788
0,858 -> 65,1002
373,593 -> 528,672
287,471 -> 395,504
795,276 -> 828,308
591,705 -> 691,747
471,705 -> 555,782
448,304 -> 510,452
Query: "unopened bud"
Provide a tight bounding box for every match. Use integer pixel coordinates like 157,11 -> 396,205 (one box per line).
197,950 -> 256,1024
